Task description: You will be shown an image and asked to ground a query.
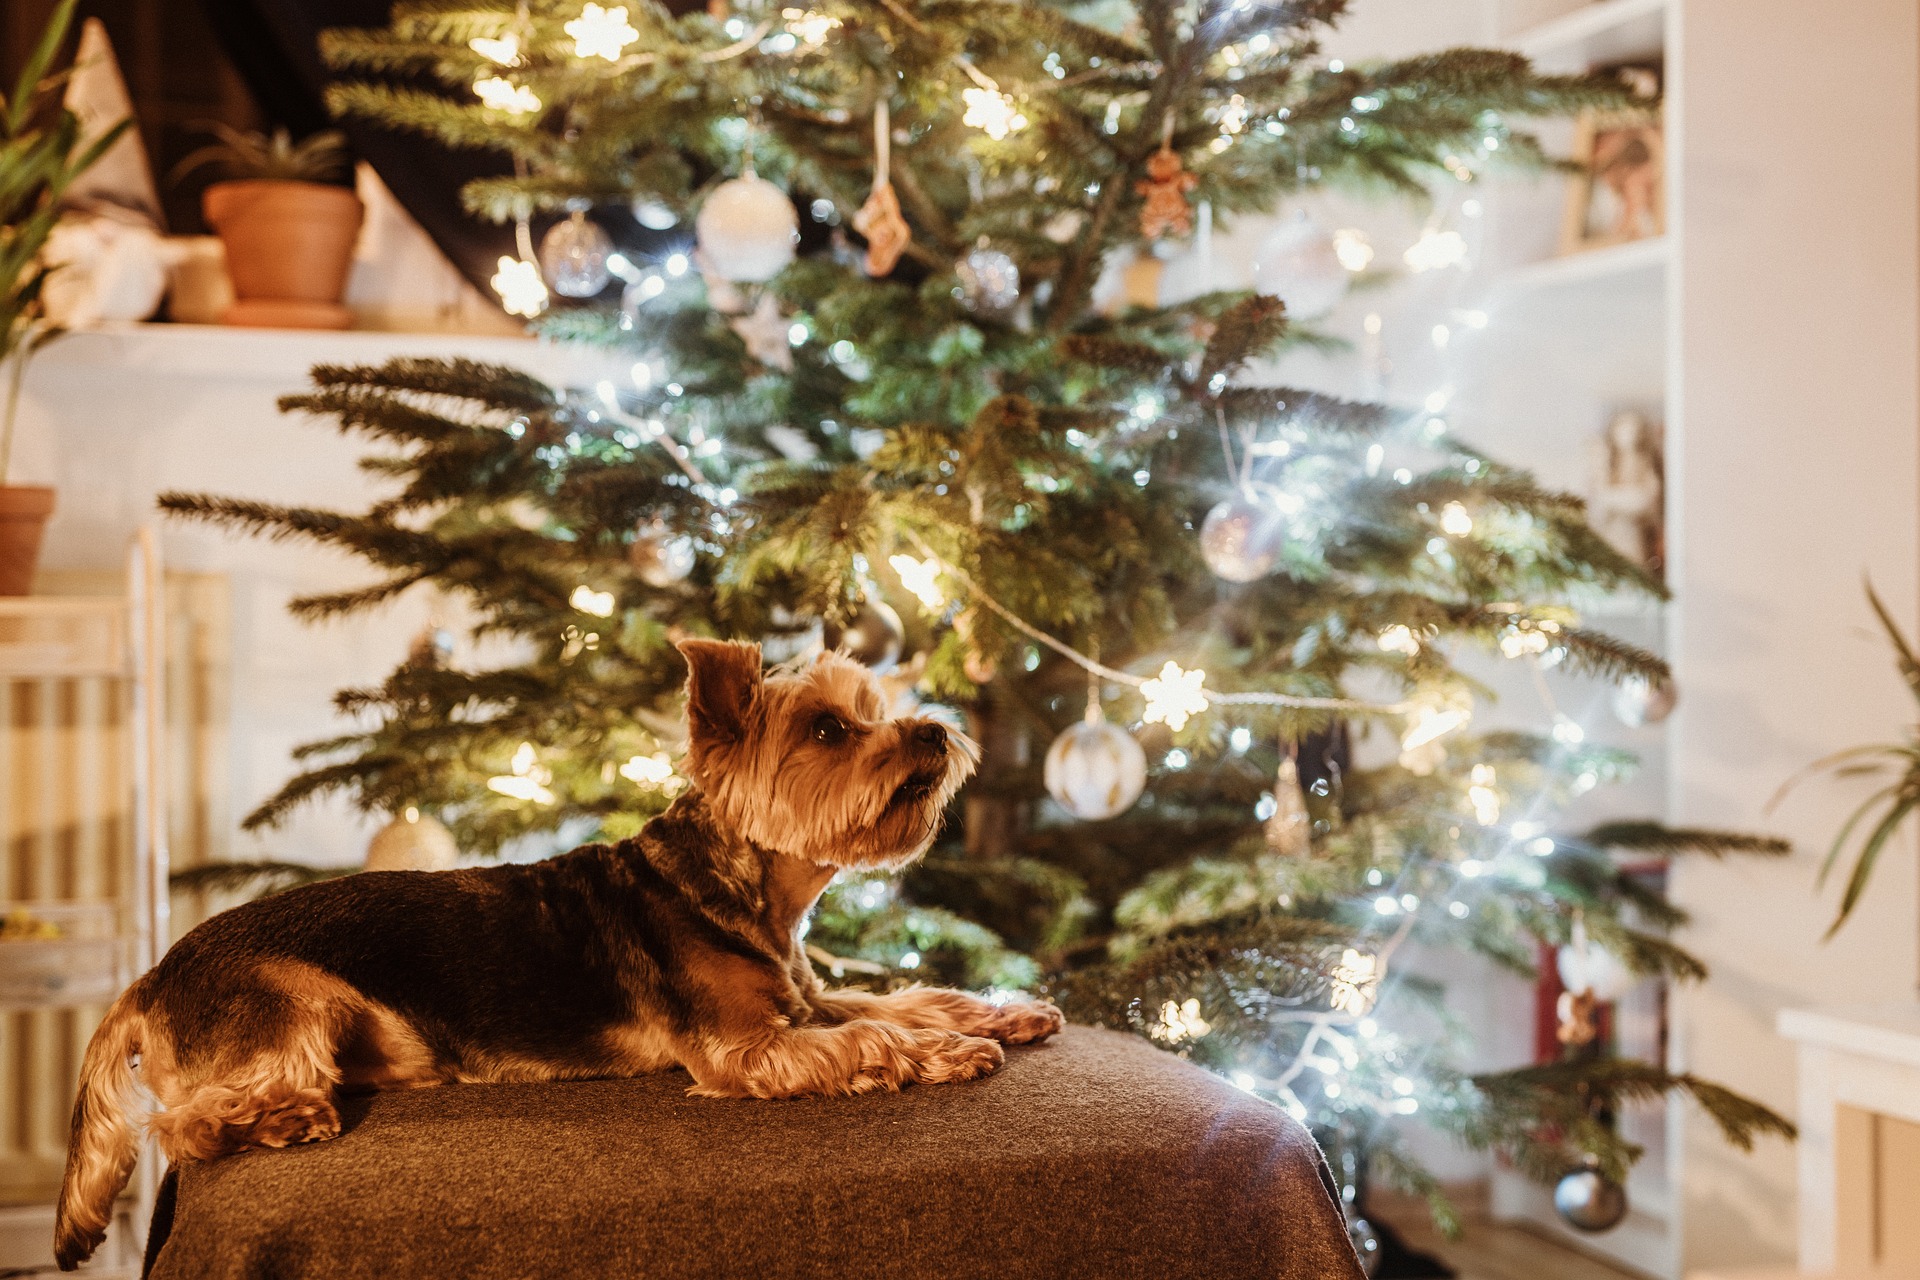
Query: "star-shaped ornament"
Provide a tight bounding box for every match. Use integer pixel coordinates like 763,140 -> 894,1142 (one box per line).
730,294 -> 794,372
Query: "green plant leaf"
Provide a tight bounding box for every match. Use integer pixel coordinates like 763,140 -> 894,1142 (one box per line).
1828,788 -> 1920,938
1866,578 -> 1920,707
5,0 -> 75,138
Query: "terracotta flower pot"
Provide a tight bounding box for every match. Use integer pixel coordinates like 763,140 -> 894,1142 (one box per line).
202,180 -> 363,330
0,486 -> 56,596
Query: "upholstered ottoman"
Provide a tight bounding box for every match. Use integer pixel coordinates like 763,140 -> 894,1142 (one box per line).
141,1025 -> 1364,1279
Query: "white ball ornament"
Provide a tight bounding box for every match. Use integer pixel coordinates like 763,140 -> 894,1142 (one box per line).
1199,494 -> 1287,583
539,207 -> 614,297
823,600 -> 906,672
1556,940 -> 1635,1002
1252,210 -> 1349,319
365,810 -> 460,872
695,169 -> 799,283
1044,718 -> 1148,821
1612,674 -> 1676,727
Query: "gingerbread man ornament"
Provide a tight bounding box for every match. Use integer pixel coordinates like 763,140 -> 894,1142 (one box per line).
1137,145 -> 1198,239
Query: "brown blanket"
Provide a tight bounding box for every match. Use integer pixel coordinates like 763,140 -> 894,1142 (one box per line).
143,1025 -> 1364,1279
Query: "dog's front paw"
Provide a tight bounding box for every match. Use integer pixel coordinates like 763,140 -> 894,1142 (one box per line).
978,999 -> 1065,1046
914,1031 -> 1004,1084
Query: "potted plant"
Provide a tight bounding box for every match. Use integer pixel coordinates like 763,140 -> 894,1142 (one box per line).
175,126 -> 360,330
0,0 -> 128,595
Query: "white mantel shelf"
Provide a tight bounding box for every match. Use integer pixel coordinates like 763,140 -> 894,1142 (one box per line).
1776,1003 -> 1920,1276
33,322 -> 623,388
1779,1004 -> 1920,1071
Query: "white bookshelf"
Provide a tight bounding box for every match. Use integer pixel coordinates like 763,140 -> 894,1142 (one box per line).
1499,235 -> 1668,293
1512,0 -> 1668,70
1479,4 -> 1681,1279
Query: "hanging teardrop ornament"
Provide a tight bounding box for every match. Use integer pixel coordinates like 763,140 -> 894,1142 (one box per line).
852,98 -> 911,277
1264,750 -> 1312,857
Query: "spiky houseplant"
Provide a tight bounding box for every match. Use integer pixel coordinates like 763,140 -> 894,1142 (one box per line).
0,0 -> 127,591
185,123 -> 363,329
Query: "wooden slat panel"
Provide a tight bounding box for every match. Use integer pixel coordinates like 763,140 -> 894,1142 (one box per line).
1,572 -> 225,1207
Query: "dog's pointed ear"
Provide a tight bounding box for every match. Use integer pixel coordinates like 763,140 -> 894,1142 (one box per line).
678,639 -> 763,748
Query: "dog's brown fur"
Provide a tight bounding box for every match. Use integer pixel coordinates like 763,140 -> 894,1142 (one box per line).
53,639 -> 1062,1269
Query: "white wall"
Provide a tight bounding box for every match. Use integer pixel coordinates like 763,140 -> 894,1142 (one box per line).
1670,0 -> 1920,1270
12,327 -> 613,870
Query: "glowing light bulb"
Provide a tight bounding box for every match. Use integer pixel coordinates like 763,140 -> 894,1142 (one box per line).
1140,661 -> 1209,731
469,33 -> 521,65
888,554 -> 946,611
1377,624 -> 1419,656
474,76 -> 542,115
619,752 -> 675,786
1152,998 -> 1212,1042
488,742 -> 556,804
962,87 -> 1028,140
1468,763 -> 1500,825
1401,704 -> 1469,752
1329,949 -> 1380,1015
491,256 -> 549,316
1333,228 -> 1374,272
570,585 -> 616,617
1404,228 -> 1468,272
781,8 -> 840,43
565,3 -> 639,60
1218,94 -> 1250,134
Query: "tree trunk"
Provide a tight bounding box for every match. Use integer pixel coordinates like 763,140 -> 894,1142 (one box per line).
964,684 -> 1030,859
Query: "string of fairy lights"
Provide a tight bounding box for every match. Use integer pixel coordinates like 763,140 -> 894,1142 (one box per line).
443,1 -> 1644,1135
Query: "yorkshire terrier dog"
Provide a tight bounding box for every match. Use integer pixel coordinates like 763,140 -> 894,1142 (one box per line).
54,639 -> 1063,1269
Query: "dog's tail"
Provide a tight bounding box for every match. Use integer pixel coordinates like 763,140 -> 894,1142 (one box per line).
53,986 -> 148,1270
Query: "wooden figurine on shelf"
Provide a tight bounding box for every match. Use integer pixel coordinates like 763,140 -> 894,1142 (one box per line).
1589,409 -> 1664,579
1560,63 -> 1665,254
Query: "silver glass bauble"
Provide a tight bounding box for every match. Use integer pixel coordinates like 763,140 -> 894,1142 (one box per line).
823,600 -> 906,672
1199,495 -> 1287,583
1252,210 -> 1349,319
956,240 -> 1021,317
539,208 -> 614,298
1553,1164 -> 1629,1233
1043,718 -> 1148,821
629,519 -> 696,587
695,172 -> 799,283
1612,674 -> 1677,727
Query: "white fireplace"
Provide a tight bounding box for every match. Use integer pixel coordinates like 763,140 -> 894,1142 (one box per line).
1767,1004 -> 1920,1278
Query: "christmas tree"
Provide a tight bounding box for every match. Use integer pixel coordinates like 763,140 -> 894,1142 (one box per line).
161,0 -> 1793,1249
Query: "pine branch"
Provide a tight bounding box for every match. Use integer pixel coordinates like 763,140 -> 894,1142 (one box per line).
1581,822 -> 1792,859
170,860 -> 356,899
1198,294 -> 1289,386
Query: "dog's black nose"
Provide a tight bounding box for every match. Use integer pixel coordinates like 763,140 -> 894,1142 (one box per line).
913,722 -> 948,754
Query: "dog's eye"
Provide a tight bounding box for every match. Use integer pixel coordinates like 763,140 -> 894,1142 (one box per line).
811,714 -> 848,744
